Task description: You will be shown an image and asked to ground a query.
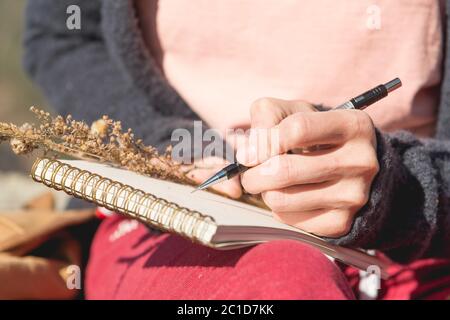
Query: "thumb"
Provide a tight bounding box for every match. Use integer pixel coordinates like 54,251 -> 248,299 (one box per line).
249,98 -> 316,129
237,99 -> 316,166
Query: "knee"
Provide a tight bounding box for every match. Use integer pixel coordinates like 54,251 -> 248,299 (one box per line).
245,240 -> 330,265
217,240 -> 353,299
239,240 -> 337,278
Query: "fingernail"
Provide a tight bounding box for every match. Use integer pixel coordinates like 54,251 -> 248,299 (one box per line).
236,145 -> 257,165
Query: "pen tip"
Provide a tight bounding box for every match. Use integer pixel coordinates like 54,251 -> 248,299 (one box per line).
192,184 -> 206,193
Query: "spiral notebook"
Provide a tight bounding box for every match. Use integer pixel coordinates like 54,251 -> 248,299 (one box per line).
30,158 -> 389,278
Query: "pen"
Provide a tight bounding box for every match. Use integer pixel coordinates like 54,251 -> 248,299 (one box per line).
195,77 -> 402,191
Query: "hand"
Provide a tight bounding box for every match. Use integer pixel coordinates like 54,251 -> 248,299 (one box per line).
185,157 -> 243,199
236,98 -> 379,237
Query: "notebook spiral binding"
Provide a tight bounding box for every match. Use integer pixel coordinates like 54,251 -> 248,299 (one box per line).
30,158 -> 217,245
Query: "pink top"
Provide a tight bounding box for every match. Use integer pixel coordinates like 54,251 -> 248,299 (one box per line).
136,0 -> 444,137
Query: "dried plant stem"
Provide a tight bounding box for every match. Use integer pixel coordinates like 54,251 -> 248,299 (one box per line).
0,107 -> 193,185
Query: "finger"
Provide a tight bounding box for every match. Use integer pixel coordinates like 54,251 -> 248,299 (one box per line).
261,175 -> 370,213
188,157 -> 243,198
212,177 -> 243,199
237,110 -> 370,166
225,130 -> 249,152
235,99 -> 316,162
241,152 -> 342,194
192,157 -> 229,169
241,139 -> 378,194
250,98 -> 317,129
277,110 -> 360,149
273,208 -> 355,238
261,181 -> 341,213
187,167 -> 242,199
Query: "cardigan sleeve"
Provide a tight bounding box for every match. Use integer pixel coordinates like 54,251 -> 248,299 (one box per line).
331,0 -> 450,263
329,129 -> 450,263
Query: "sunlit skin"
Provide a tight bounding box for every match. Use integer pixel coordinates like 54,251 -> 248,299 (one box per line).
189,98 -> 379,238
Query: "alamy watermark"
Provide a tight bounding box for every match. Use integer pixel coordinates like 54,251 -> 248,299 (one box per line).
66,5 -> 81,30
65,264 -> 81,290
366,4 -> 381,30
170,121 -> 281,174
359,264 -> 382,300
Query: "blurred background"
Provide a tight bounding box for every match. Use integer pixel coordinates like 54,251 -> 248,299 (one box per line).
0,0 -> 49,171
0,1 -> 64,209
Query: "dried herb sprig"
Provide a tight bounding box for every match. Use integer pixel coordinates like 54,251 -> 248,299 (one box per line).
0,107 -> 192,184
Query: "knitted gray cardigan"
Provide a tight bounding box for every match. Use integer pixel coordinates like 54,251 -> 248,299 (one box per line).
23,0 -> 450,263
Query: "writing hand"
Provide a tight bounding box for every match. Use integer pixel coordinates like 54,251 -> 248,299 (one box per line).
236,98 -> 379,237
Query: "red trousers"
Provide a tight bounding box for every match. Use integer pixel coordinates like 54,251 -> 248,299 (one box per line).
85,216 -> 450,300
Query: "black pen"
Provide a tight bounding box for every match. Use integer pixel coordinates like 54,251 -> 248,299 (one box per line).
195,78 -> 402,191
